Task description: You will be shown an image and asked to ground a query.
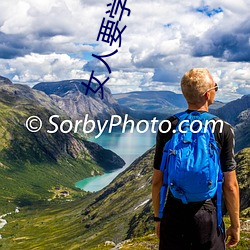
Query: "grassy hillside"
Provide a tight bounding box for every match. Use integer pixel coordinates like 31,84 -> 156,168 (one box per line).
0,199 -> 89,250
1,147 -> 249,249
0,148 -> 155,249
235,148 -> 250,214
0,84 -> 124,213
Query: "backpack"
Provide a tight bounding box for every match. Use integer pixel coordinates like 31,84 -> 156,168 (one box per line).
158,111 -> 223,228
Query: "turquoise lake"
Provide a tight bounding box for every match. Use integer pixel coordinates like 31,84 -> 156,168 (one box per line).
75,129 -> 156,192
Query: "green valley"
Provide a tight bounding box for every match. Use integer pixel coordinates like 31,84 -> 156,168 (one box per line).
0,147 -> 249,249
0,82 -> 124,214
0,77 -> 249,249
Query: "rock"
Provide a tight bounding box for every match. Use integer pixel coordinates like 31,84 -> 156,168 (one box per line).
33,80 -> 123,124
105,240 -> 116,247
0,76 -> 12,85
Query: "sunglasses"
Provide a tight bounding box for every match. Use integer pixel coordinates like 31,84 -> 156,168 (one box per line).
203,83 -> 218,95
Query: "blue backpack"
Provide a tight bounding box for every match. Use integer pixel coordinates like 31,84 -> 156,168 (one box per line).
158,111 -> 223,228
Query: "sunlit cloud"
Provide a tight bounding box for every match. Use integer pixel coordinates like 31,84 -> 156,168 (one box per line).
0,0 -> 249,101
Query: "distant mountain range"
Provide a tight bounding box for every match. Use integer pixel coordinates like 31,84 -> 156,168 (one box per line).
3,75 -> 250,154
114,90 -> 225,120
212,94 -> 250,152
212,94 -> 250,125
114,91 -> 186,118
32,82 -> 225,123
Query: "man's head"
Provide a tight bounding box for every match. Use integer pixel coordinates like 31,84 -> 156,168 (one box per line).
181,68 -> 217,106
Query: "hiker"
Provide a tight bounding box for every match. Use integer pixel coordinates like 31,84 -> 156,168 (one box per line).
152,68 -> 240,250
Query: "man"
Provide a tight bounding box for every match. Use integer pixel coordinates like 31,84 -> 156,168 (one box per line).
152,68 -> 240,249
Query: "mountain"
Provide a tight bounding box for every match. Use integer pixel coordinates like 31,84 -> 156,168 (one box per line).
209,100 -> 225,110
0,147 -> 155,249
114,91 -> 225,120
0,79 -> 124,212
114,91 -> 186,119
213,94 -> 250,125
0,76 -> 12,85
0,76 -> 249,249
234,109 -> 250,152
33,80 -> 123,123
211,94 -> 250,152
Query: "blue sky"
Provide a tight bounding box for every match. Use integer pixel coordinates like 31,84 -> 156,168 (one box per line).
0,0 -> 249,102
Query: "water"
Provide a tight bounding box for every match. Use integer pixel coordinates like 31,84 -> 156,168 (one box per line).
75,129 -> 156,192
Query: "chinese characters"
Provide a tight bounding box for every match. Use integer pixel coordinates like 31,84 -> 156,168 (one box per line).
81,0 -> 131,99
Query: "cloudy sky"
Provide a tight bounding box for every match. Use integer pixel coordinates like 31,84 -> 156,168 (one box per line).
0,0 -> 249,102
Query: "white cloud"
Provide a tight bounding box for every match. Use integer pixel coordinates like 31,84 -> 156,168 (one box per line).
0,53 -> 87,86
0,0 -> 249,101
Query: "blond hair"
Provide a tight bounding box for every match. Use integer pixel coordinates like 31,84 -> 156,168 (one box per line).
181,68 -> 214,104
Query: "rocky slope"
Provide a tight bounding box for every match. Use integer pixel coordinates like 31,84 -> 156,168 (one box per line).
210,95 -> 250,152
0,76 -> 12,85
0,78 -> 124,212
33,80 -> 123,123
213,94 -> 250,126
234,108 -> 250,152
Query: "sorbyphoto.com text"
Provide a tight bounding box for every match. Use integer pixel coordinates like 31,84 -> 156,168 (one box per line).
25,114 -> 224,138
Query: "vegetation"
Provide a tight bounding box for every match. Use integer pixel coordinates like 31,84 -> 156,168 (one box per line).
0,84 -> 122,214
235,148 -> 250,214
1,147 -> 249,249
0,82 -> 249,249
1,208 -> 249,250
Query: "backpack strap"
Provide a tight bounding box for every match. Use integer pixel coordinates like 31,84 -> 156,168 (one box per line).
158,112 -> 188,218
200,112 -> 223,230
217,168 -> 223,231
159,183 -> 168,219
158,143 -> 171,219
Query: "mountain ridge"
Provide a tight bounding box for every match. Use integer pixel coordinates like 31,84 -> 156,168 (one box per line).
213,94 -> 250,125
0,76 -> 12,85
33,79 -> 123,123
0,79 -> 125,212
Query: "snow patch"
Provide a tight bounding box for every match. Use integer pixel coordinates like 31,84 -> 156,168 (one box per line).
138,185 -> 145,190
134,199 -> 150,210
0,208 -> 20,238
0,219 -> 7,229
